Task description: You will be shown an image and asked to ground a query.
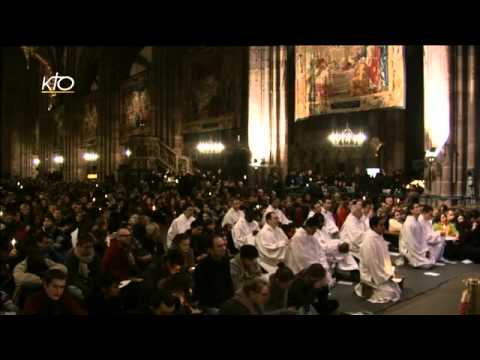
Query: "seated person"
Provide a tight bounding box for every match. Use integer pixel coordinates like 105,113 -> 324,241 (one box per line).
87,272 -> 123,315
256,212 -> 290,274
231,207 -> 259,250
170,233 -> 195,273
143,249 -> 184,298
354,216 -> 402,304
220,278 -> 270,315
0,289 -> 18,314
264,262 -> 296,314
162,272 -> 201,315
193,235 -> 234,313
13,247 -> 67,306
133,289 -> 176,315
65,233 -> 102,302
102,228 -> 139,282
22,269 -> 87,315
287,263 -> 339,315
230,245 -> 263,291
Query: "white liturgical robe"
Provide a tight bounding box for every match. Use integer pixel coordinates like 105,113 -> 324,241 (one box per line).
262,205 -> 292,225
354,229 -> 401,303
314,228 -> 358,272
418,214 -> 445,262
221,208 -> 245,228
400,215 -> 434,268
231,217 -> 259,250
321,208 -> 339,237
340,213 -> 368,259
166,213 -> 195,249
256,223 -> 289,274
286,228 -> 330,276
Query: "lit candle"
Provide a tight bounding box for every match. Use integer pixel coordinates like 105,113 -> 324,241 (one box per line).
152,205 -> 156,211
99,207 -> 102,211
93,197 -> 96,202
20,185 -> 23,190
362,196 -> 366,201
95,184 -> 99,188
0,210 -> 3,217
17,181 -> 20,186
11,239 -> 16,249
397,198 -> 400,204
243,175 -> 247,180
105,194 -> 108,199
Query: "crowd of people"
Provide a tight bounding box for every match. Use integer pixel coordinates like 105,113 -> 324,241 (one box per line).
0,168 -> 479,315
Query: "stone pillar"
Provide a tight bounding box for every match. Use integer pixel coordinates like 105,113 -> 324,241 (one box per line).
248,46 -> 289,179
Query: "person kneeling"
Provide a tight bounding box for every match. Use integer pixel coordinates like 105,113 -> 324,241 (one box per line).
354,216 -> 402,304
220,278 -> 270,315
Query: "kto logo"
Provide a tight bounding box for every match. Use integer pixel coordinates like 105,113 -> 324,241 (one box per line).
41,72 -> 75,94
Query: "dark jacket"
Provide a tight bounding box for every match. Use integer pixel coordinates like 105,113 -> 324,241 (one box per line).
87,292 -> 123,316
65,249 -> 102,300
264,274 -> 289,312
220,290 -> 262,315
194,255 -> 234,309
23,290 -> 88,315
288,276 -> 338,315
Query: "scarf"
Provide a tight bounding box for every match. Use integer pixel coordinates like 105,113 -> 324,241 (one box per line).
74,247 -> 94,278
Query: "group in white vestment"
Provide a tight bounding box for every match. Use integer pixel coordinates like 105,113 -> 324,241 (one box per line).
354,216 -> 402,303
286,217 -> 332,284
361,200 -> 374,231
221,199 -> 245,229
340,200 -> 368,260
231,207 -> 260,250
256,212 -> 290,274
399,203 -> 435,269
261,198 -> 292,226
418,205 -> 446,263
166,206 -> 196,249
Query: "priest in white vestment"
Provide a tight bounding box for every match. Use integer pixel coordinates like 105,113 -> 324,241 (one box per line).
354,216 -> 402,303
262,198 -> 292,226
399,203 -> 435,269
221,199 -> 244,229
166,206 -> 196,249
340,201 -> 368,259
256,211 -> 290,274
418,205 -> 445,263
232,207 -> 260,250
321,198 -> 340,238
286,217 -> 332,284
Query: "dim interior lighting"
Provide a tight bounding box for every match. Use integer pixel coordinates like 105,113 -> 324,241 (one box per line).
196,142 -> 225,154
83,152 -> 98,161
53,155 -> 64,164
33,158 -> 40,166
87,174 -> 98,180
125,149 -> 132,157
328,123 -> 367,147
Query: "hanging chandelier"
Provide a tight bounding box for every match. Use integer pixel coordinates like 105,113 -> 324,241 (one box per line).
196,142 -> 225,154
328,123 -> 367,147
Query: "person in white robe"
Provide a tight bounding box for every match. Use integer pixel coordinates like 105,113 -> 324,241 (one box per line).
354,216 -> 402,303
418,205 -> 445,263
221,199 -> 244,229
166,206 -> 196,249
286,217 -> 332,284
307,202 -> 323,220
340,200 -> 368,260
399,203 -> 435,269
361,201 -> 374,230
321,198 -> 340,238
312,213 -> 358,281
231,207 -> 260,250
256,211 -> 290,274
261,198 -> 292,226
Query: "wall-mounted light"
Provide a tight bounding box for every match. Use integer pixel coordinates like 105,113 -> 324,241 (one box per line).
83,152 -> 98,161
33,158 -> 40,166
53,155 -> 64,164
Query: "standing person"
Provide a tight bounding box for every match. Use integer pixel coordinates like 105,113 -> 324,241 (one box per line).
419,205 -> 446,263
340,199 -> 368,260
355,216 -> 402,303
321,197 -> 340,238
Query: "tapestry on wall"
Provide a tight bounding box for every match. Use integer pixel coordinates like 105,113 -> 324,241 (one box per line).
82,92 -> 97,147
295,45 -> 405,119
120,71 -> 152,144
184,47 -> 236,134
